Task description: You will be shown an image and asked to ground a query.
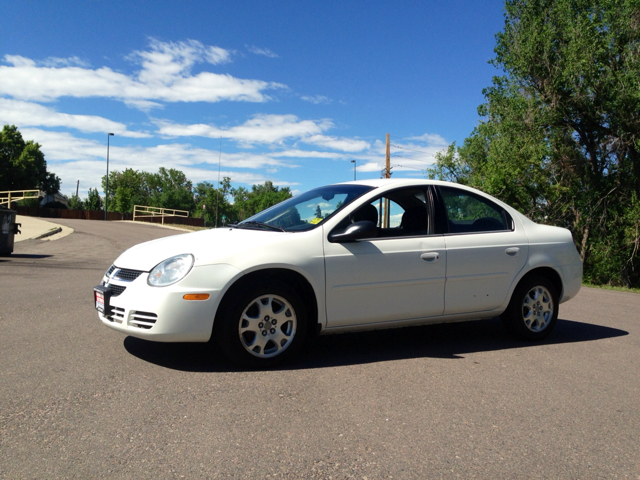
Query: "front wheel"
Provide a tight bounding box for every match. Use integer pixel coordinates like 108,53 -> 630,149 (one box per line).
502,275 -> 559,340
215,281 -> 308,367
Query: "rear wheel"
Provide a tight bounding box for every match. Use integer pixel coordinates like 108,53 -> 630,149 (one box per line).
215,281 -> 308,367
502,275 -> 558,340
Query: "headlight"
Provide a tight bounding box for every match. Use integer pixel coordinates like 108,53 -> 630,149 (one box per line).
147,254 -> 194,287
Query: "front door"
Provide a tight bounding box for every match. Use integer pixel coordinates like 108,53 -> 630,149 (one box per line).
324,187 -> 447,328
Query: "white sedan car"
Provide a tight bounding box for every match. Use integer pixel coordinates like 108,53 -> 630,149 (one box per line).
94,179 -> 582,367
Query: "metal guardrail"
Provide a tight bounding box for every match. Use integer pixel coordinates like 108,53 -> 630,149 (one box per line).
132,205 -> 190,225
0,190 -> 40,207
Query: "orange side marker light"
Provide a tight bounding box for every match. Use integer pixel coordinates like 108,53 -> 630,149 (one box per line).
183,294 -> 210,301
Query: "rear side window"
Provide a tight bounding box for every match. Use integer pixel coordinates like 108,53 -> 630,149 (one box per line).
439,186 -> 513,234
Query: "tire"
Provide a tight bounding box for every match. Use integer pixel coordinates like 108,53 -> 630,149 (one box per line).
214,280 -> 308,368
502,275 -> 559,341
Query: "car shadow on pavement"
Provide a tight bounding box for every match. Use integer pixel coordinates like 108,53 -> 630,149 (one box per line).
1,253 -> 53,260
123,317 -> 628,372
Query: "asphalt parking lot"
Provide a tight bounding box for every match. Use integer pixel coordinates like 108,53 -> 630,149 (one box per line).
1,218 -> 639,479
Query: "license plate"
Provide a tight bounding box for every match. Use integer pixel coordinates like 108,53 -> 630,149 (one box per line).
94,285 -> 111,314
95,290 -> 105,312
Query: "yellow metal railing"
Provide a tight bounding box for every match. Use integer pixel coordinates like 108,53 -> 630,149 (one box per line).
132,205 -> 190,225
0,190 -> 40,207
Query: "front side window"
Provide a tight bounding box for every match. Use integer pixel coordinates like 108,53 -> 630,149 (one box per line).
238,184 -> 375,232
332,187 -> 433,239
439,186 -> 512,234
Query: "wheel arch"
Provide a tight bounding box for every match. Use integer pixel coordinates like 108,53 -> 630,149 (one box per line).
213,267 -> 319,335
517,266 -> 563,299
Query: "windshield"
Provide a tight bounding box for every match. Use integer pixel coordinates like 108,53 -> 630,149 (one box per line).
238,184 -> 375,232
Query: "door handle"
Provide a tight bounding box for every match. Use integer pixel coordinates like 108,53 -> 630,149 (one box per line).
505,247 -> 520,257
421,252 -> 439,262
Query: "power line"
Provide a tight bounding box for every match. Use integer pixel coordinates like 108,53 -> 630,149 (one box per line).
390,154 -> 434,164
391,144 -> 438,155
392,164 -> 427,171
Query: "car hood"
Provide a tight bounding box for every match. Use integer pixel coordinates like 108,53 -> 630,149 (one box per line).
113,227 -> 290,271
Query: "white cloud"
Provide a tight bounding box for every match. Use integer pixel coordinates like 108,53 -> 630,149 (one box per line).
123,99 -> 164,112
358,161 -> 385,173
5,54 -> 90,68
19,128 -> 300,196
129,38 -> 231,84
301,134 -> 369,152
369,133 -> 450,173
0,99 -> 150,138
40,56 -> 90,68
406,133 -> 448,148
270,149 -> 344,159
301,95 -> 331,105
0,39 -> 285,108
3,55 -> 35,67
156,114 -> 332,145
246,45 -> 278,58
155,115 -> 371,154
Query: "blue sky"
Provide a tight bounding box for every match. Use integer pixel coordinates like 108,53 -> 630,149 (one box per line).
0,0 -> 506,198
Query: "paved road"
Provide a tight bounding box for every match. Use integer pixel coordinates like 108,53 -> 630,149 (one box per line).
1,218 -> 639,479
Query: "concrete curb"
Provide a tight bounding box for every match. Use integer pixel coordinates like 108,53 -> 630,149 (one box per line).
15,216 -> 75,242
115,220 -> 194,232
34,227 -> 62,239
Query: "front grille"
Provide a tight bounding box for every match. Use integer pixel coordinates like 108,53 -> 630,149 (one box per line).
106,306 -> 125,324
129,311 -> 158,329
113,268 -> 143,282
103,283 -> 126,296
104,265 -> 144,282
111,284 -> 126,296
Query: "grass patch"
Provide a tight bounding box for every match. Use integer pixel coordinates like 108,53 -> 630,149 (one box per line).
583,282 -> 640,294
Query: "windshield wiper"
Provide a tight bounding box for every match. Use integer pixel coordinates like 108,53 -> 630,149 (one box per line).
235,221 -> 286,232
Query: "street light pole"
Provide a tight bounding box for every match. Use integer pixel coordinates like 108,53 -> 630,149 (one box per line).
105,133 -> 114,221
351,160 -> 356,181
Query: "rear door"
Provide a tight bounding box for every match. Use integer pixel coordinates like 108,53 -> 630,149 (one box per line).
436,186 -> 528,315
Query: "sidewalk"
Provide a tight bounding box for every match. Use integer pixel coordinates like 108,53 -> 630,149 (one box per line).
15,215 -> 74,242
14,216 -> 192,243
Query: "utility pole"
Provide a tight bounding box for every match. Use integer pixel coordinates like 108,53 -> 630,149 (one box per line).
381,133 -> 391,227
75,180 -> 79,198
385,133 -> 391,178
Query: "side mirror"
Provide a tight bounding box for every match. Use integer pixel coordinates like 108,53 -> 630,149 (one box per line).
328,220 -> 378,243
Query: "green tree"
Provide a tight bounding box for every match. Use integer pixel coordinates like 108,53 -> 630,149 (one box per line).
0,125 -> 61,194
68,194 -> 84,210
231,181 -> 292,221
194,178 -> 292,226
115,186 -> 133,214
429,0 -> 640,287
101,167 -> 196,214
85,188 -> 103,211
146,167 -> 195,212
101,168 -> 151,213
193,177 -> 235,226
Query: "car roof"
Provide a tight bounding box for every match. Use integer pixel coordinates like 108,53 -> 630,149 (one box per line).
333,178 -> 529,222
336,178 -> 461,188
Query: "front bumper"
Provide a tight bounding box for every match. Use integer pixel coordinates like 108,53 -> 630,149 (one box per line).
96,263 -> 241,342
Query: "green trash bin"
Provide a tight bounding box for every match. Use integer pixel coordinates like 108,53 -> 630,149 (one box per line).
0,207 -> 21,256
